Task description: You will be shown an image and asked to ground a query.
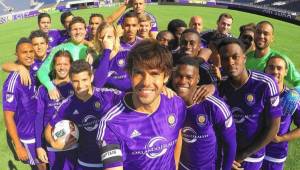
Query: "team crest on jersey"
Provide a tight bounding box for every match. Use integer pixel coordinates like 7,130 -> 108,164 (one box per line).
6,94 -> 14,103
245,93 -> 255,106
94,101 -> 101,110
270,95 -> 280,107
167,114 -> 176,127
197,114 -> 207,126
117,59 -> 125,67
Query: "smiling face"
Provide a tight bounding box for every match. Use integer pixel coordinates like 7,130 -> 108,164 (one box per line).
70,22 -> 86,44
31,37 -> 48,60
265,57 -> 287,85
131,66 -> 168,107
54,55 -> 71,80
138,20 -> 151,38
16,43 -> 35,67
180,32 -> 201,56
122,17 -> 139,43
220,43 -> 246,78
254,23 -> 274,50
217,16 -> 232,35
71,71 -> 93,99
39,16 -> 51,33
172,64 -> 199,102
133,0 -> 145,15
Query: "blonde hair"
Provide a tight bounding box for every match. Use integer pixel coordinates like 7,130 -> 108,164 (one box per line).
94,22 -> 120,53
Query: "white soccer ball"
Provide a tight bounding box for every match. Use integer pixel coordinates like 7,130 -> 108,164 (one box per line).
52,120 -> 79,148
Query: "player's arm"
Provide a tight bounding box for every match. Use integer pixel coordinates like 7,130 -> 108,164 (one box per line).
4,110 -> 28,161
174,130 -> 182,170
237,116 -> 280,162
2,62 -> 31,86
192,84 -> 216,103
105,0 -> 131,24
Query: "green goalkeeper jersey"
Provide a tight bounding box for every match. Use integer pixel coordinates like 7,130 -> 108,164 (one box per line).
246,48 -> 300,87
37,41 -> 88,91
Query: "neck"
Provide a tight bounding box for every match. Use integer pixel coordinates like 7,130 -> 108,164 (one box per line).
131,94 -> 161,114
185,87 -> 198,106
76,87 -> 93,102
123,36 -> 136,44
230,69 -> 249,89
255,47 -> 270,58
53,77 -> 70,85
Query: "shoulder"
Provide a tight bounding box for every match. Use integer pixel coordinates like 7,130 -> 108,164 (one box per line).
250,71 -> 278,95
205,96 -> 231,119
3,72 -> 20,92
37,85 -> 47,96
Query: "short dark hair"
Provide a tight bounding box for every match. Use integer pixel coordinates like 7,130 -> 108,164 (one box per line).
156,30 -> 173,40
181,28 -> 201,42
256,20 -> 274,33
70,60 -> 92,76
89,13 -> 104,24
217,13 -> 233,22
38,13 -> 51,23
218,37 -> 246,53
126,40 -> 173,76
16,37 -> 31,52
69,16 -> 86,30
239,23 -> 256,36
176,56 -> 202,69
29,30 -> 49,43
60,11 -> 73,25
123,11 -> 138,21
167,19 -> 187,35
265,55 -> 288,70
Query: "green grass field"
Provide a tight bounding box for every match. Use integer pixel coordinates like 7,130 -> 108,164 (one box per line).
0,4 -> 300,169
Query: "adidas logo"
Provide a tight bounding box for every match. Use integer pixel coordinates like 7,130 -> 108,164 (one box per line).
130,130 -> 141,138
73,110 -> 80,115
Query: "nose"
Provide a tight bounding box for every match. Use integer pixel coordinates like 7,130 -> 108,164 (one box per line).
141,73 -> 151,86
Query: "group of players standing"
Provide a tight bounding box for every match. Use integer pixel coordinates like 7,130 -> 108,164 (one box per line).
2,0 -> 300,170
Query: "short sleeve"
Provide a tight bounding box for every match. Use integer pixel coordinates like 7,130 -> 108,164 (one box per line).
2,73 -> 20,112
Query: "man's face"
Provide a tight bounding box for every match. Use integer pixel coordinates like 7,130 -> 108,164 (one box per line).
254,23 -> 273,50
71,71 -> 93,98
133,0 -> 145,15
157,32 -> 175,47
122,17 -> 139,42
138,21 -> 151,38
70,22 -> 87,44
54,56 -> 71,80
180,32 -> 201,56
220,43 -> 246,78
90,16 -> 103,37
172,64 -> 199,102
39,17 -> 51,33
16,43 -> 35,67
131,67 -> 168,106
175,27 -> 186,41
190,17 -> 203,33
217,16 -> 232,35
64,15 -> 74,29
265,57 -> 287,84
31,37 -> 48,60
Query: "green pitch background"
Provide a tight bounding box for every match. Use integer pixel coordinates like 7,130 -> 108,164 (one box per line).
0,4 -> 300,169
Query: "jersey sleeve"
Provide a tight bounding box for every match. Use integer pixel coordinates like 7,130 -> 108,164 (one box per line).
264,77 -> 282,119
37,46 -> 61,91
35,86 -> 47,148
2,73 -> 19,112
93,49 -> 112,88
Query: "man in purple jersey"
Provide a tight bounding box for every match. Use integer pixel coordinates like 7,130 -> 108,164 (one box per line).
168,19 -> 187,53
217,37 -> 281,170
97,40 -> 186,170
172,56 -> 236,170
45,60 -> 123,169
262,56 -> 300,170
2,38 -> 46,169
35,50 -> 77,169
37,13 -> 62,52
119,12 -> 142,52
118,0 -> 158,36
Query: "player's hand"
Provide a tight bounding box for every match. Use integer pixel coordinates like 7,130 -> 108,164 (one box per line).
37,147 -> 49,163
232,160 -> 242,170
83,40 -> 95,49
272,135 -> 283,143
86,53 -> 94,65
211,65 -> 222,81
48,88 -> 61,100
192,84 -> 215,103
17,65 -> 31,86
162,86 -> 177,98
102,33 -> 114,50
15,145 -> 29,161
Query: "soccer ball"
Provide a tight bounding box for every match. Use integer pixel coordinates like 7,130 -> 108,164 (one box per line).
52,120 -> 79,148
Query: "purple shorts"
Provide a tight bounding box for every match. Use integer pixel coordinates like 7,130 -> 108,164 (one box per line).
262,159 -> 284,170
47,145 -> 78,170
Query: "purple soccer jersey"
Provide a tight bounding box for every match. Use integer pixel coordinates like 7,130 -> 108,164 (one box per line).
120,36 -> 143,52
49,87 -> 123,168
59,29 -> 70,44
218,71 -> 282,161
3,71 -> 37,140
264,87 -> 300,164
35,83 -> 74,148
48,29 -> 63,53
179,96 -> 236,170
117,10 -> 158,32
97,94 -> 186,170
94,49 -> 131,91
